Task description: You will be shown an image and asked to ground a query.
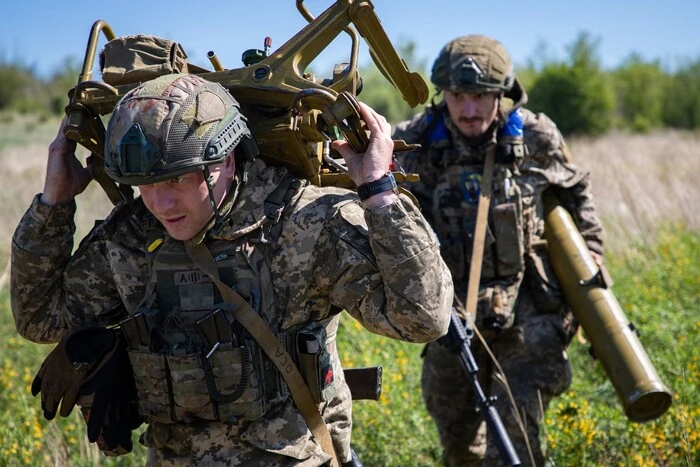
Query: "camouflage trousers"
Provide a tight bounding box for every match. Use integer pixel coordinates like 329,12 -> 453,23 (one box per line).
140,399 -> 336,466
421,287 -> 576,467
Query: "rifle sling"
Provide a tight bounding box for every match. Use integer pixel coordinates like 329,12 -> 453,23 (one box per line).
184,241 -> 340,467
464,146 -> 496,326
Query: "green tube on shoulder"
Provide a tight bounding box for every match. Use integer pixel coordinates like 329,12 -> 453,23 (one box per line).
544,193 -> 672,422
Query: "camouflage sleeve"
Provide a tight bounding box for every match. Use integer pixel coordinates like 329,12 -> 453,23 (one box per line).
11,195 -> 125,343
556,170 -> 605,255
392,112 -> 425,143
392,112 -> 438,223
522,111 -> 605,255
392,111 -> 429,172
321,195 -> 452,343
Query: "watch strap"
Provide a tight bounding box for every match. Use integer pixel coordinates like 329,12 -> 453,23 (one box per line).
357,172 -> 398,201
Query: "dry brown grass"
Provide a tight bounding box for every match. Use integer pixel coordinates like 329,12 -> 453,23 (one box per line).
569,130 -> 700,252
1,122 -> 698,268
0,132 -> 114,271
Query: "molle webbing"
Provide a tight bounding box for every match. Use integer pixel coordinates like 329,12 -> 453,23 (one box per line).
127,175 -> 305,426
184,241 -> 340,467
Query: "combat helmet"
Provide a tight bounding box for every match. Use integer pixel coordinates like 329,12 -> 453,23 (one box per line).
430,35 -> 526,104
104,73 -> 258,186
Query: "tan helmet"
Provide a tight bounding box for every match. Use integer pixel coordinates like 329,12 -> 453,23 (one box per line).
431,35 -> 516,94
104,73 -> 258,186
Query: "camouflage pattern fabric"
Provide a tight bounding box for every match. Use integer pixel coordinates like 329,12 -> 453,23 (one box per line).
142,400 -> 334,466
11,159 -> 453,465
430,35 -> 514,94
422,288 -> 576,467
104,73 -> 257,185
394,105 -> 604,466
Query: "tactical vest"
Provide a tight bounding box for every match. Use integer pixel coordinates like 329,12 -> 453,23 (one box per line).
424,109 -> 535,329
122,176 -> 337,424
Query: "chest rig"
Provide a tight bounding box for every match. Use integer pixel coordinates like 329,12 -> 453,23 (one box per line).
121,177 -> 302,424
424,109 -> 534,330
432,160 -> 525,281
425,111 -> 529,283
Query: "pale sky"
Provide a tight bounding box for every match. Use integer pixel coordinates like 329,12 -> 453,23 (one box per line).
3,0 -> 699,79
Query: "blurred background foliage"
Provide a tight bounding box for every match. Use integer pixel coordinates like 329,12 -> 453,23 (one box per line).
2,31 -> 700,136
1,28 -> 699,467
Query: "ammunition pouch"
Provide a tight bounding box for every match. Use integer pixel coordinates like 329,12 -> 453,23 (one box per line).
99,34 -> 189,86
524,241 -> 566,313
123,307 -> 275,424
128,344 -> 268,424
482,201 -> 525,279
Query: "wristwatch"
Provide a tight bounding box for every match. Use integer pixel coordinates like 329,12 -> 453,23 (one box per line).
357,172 -> 398,201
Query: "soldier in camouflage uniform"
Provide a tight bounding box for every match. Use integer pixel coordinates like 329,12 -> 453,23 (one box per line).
393,35 -> 605,466
11,73 -> 453,466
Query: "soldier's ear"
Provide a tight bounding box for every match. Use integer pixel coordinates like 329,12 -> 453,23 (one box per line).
222,152 -> 236,179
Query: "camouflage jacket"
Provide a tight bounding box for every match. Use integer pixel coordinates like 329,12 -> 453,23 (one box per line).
11,158 -> 452,463
394,105 -> 604,317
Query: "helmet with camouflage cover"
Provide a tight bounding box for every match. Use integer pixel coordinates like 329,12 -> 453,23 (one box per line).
431,35 -> 526,103
104,73 -> 258,186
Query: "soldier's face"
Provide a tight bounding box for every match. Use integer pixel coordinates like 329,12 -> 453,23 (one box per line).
139,156 -> 235,241
443,90 -> 499,138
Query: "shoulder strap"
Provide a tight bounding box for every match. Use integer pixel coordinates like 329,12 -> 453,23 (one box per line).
184,241 -> 340,467
463,146 -> 496,325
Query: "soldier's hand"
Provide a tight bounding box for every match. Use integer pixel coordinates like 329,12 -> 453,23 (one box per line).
41,117 -> 94,205
590,251 -> 603,267
332,102 -> 397,208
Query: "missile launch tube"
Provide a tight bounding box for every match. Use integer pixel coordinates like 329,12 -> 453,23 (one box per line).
544,194 -> 672,422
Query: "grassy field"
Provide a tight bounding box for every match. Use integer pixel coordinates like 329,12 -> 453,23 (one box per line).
0,114 -> 698,466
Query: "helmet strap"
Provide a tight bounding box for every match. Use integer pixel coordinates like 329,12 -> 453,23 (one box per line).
201,158 -> 246,237
203,166 -> 225,230
496,94 -> 508,126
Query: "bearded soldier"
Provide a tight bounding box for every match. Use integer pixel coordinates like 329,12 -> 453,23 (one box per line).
393,35 -> 605,466
12,73 -> 453,466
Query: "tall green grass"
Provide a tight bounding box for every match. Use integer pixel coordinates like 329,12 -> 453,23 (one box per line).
1,225 -> 697,466
540,225 -> 699,467
1,118 -> 698,465
342,224 -> 699,466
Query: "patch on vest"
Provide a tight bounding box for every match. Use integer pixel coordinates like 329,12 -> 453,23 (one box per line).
460,172 -> 482,205
174,270 -> 215,311
174,269 -> 212,285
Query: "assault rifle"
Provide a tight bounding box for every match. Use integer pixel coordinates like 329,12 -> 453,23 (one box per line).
439,312 -> 521,466
62,0 -> 426,205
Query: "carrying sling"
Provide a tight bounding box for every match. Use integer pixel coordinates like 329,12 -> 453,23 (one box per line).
463,146 -> 496,325
184,241 -> 340,467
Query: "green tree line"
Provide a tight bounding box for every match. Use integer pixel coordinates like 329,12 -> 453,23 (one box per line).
2,32 -> 699,136
358,32 -> 700,136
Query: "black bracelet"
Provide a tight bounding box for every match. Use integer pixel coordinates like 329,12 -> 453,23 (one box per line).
357,172 -> 398,201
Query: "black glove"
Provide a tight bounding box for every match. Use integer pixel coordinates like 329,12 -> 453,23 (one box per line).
31,327 -> 116,420
76,330 -> 143,455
